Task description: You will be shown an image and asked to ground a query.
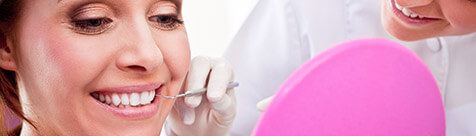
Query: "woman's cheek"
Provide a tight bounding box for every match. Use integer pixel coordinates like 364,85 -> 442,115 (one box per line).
446,14 -> 476,35
160,31 -> 191,79
42,35 -> 111,87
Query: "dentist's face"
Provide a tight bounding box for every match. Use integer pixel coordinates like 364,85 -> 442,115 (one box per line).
10,0 -> 189,135
381,0 -> 476,41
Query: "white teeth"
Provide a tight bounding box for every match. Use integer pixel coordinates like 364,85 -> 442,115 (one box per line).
400,7 -> 423,19
99,94 -> 105,102
121,94 -> 130,105
92,90 -> 156,107
149,90 -> 155,102
395,2 -> 403,10
105,95 -> 112,104
140,91 -> 150,104
112,94 -> 121,106
130,93 -> 140,106
394,1 -> 425,19
402,8 -> 411,16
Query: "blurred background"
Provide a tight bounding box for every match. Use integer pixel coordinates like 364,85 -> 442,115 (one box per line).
182,0 -> 258,57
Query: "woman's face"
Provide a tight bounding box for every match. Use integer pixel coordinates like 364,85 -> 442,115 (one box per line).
8,0 -> 189,135
381,0 -> 476,41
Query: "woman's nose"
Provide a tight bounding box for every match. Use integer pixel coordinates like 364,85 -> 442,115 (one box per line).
115,22 -> 163,75
395,0 -> 433,8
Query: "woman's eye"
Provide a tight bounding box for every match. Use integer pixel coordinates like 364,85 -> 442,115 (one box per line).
71,18 -> 113,35
149,15 -> 183,31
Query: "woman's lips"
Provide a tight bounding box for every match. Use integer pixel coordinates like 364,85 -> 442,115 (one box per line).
390,0 -> 440,25
90,84 -> 163,120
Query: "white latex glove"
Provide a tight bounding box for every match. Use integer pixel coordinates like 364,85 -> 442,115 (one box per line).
166,56 -> 236,136
256,95 -> 274,112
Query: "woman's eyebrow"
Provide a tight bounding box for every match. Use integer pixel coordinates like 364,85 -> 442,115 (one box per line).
57,0 -> 182,5
162,0 -> 182,6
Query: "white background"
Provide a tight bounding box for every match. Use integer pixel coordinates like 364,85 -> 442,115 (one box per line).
182,0 -> 258,57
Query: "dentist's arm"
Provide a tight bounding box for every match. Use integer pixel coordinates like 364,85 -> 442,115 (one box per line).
166,56 -> 236,136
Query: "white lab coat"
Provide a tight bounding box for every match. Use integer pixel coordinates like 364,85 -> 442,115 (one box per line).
224,0 -> 476,135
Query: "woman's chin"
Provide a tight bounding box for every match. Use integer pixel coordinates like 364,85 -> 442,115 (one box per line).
388,30 -> 425,41
79,118 -> 165,135
382,19 -> 430,41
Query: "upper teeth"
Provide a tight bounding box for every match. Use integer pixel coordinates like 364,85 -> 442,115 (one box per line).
395,2 -> 424,19
92,90 -> 156,107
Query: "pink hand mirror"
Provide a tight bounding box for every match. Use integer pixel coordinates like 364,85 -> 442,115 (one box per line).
253,38 -> 445,136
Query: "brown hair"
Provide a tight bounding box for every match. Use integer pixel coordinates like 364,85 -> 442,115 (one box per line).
1,0 -> 35,135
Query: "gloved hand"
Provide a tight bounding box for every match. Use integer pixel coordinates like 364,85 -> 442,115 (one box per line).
165,56 -> 236,136
256,95 -> 274,112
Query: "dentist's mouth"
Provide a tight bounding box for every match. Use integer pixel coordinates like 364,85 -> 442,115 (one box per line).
90,84 -> 163,119
390,0 -> 439,25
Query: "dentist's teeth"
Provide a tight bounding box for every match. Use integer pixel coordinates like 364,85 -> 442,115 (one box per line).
130,93 -> 140,106
99,94 -> 105,102
419,15 -> 424,19
410,14 -> 417,18
112,93 -> 121,106
140,91 -> 150,104
105,95 -> 112,104
121,94 -> 129,105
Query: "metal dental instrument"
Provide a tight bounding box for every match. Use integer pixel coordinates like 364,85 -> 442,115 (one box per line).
156,82 -> 239,99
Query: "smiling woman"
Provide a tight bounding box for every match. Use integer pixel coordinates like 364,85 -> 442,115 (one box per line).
0,0 -> 237,135
0,0 -> 193,135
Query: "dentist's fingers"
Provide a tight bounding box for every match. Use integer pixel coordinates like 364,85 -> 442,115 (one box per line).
207,58 -> 235,125
256,95 -> 274,112
184,56 -> 211,108
182,107 -> 195,125
175,96 -> 196,125
210,88 -> 236,126
207,58 -> 234,103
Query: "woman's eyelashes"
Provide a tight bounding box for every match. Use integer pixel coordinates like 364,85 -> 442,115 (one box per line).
67,3 -> 115,35
68,3 -> 183,35
69,14 -> 183,35
71,17 -> 113,35
148,14 -> 184,31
